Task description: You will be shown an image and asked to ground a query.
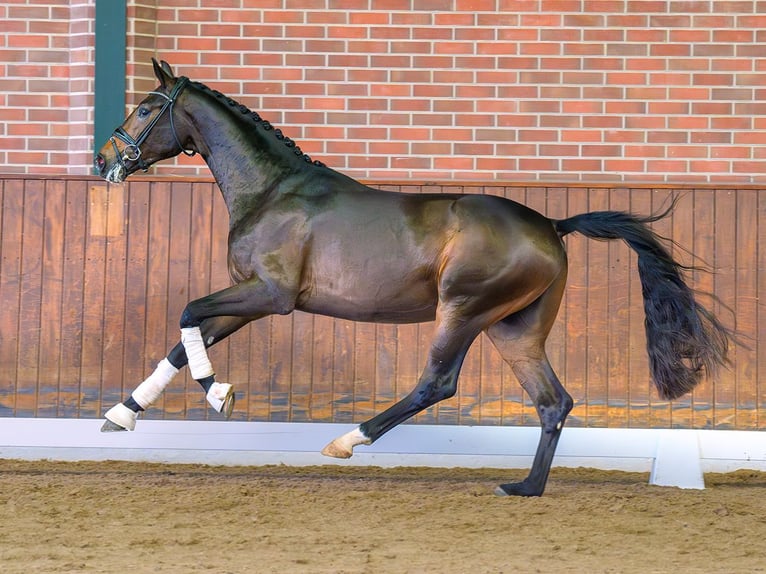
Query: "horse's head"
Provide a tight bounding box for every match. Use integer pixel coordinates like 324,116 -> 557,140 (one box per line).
95,59 -> 195,183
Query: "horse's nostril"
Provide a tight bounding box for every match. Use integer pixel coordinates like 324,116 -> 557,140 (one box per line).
95,154 -> 105,171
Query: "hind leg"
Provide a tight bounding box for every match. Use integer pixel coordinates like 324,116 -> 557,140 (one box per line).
487,273 -> 572,497
322,312 -> 479,458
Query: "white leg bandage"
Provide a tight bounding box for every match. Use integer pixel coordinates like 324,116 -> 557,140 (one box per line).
131,358 -> 179,409
181,326 -> 214,380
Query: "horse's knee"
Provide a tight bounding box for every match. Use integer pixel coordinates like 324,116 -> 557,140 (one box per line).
538,392 -> 573,433
413,377 -> 457,409
180,303 -> 200,328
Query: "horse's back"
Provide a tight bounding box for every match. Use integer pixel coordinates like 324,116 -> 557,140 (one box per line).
294,182 -> 565,323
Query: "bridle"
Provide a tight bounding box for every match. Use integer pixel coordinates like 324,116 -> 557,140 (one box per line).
110,76 -> 195,172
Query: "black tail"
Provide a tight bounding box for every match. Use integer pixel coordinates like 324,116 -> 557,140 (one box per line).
555,207 -> 731,400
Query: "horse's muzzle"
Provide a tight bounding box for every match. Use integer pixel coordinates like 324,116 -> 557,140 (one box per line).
94,152 -> 128,183
94,153 -> 106,176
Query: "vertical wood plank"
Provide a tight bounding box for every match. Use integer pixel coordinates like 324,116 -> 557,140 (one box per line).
395,323 -> 420,421
626,187 -> 652,427
37,180 -> 66,417
544,187 -> 569,426
758,189 -> 766,430
269,314 -> 294,422
165,181 -> 194,419
121,180 -> 150,414
99,183 -> 128,413
502,185 -> 532,425
713,189 -> 737,428
0,179 -> 23,416
690,189 -> 716,428
374,323 -> 398,420
733,189 -> 758,428
58,180 -> 88,417
332,318 -> 356,423
290,311 -> 314,421
669,192 -> 695,428
184,182 -> 214,420
80,184 -> 109,416
16,179 -> 45,416
310,314 -> 335,422
648,190 -> 674,427
585,187 -> 610,427
243,318 -> 270,422
142,181 -> 172,418
605,188 -> 632,427
353,320 -> 377,423
563,186 -> 589,427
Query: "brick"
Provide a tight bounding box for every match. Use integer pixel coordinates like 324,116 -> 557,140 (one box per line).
606,72 -> 647,85
454,143 -> 494,156
563,158 -> 602,171
562,129 -> 601,142
370,141 -> 409,155
519,158 -> 559,171
349,12 -> 388,25
605,130 -> 646,143
305,10 -> 348,24
455,114 -> 495,127
476,157 -> 517,171
432,100 -> 476,113
520,130 -> 559,142
604,158 -> 645,172
650,73 -> 692,86
435,13 -> 475,26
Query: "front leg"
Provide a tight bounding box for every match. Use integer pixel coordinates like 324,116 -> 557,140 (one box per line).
178,277 -> 297,406
101,314 -> 256,432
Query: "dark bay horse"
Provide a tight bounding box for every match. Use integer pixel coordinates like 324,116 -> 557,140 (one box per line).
95,60 -> 730,496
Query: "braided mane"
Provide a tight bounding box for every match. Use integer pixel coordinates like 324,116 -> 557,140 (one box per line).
192,81 -> 325,168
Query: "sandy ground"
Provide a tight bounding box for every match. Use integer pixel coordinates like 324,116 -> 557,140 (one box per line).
0,460 -> 765,573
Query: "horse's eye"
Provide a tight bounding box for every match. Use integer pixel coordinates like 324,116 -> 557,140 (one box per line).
138,107 -> 150,119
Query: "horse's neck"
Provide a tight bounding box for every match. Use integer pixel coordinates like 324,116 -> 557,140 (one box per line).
187,92 -> 304,220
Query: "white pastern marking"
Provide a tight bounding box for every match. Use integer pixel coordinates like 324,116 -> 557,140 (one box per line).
340,427 -> 371,451
321,427 -> 372,458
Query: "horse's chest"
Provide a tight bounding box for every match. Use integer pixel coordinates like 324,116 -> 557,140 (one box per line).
227,219 -> 308,285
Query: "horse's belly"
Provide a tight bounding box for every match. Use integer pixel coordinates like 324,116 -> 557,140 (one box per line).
297,279 -> 437,324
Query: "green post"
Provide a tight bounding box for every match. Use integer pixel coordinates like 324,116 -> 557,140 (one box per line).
93,0 -> 127,171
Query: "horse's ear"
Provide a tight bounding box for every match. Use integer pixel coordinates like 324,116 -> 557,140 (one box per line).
152,58 -> 175,90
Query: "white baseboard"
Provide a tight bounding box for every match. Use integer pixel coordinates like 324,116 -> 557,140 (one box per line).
1,418 -> 764,489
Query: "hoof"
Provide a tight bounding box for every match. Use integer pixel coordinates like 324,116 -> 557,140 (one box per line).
321,440 -> 353,459
206,382 -> 235,419
494,481 -> 544,497
101,419 -> 128,432
102,403 -> 137,432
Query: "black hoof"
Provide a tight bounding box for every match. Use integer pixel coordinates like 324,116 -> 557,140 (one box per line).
100,419 -> 128,433
494,481 -> 544,497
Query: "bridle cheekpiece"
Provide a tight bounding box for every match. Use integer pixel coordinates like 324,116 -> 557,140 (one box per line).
110,76 -> 194,173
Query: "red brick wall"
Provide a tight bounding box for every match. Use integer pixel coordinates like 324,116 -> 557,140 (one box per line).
1,1 -> 94,175
3,1 -> 766,183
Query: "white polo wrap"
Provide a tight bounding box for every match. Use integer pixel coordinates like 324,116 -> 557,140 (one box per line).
131,357 -> 179,409
181,326 -> 214,380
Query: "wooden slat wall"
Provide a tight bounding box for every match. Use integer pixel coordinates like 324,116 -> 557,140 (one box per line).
0,176 -> 763,430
